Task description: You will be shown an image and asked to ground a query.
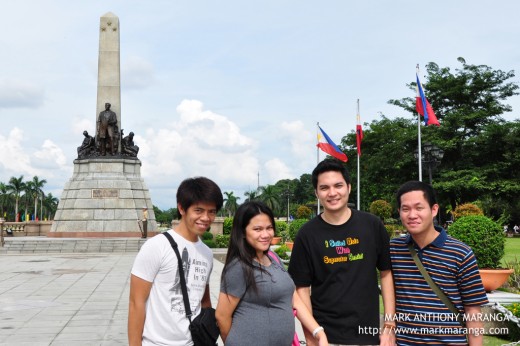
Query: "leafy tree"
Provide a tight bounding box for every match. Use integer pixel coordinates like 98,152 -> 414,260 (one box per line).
244,190 -> 259,202
369,200 -> 393,220
0,182 -> 12,218
258,185 -> 280,214
223,191 -> 240,217
27,176 -> 47,220
42,193 -> 59,220
293,174 -> 315,205
295,205 -> 312,220
389,58 -> 519,209
338,58 -> 519,222
7,175 -> 26,221
451,203 -> 483,220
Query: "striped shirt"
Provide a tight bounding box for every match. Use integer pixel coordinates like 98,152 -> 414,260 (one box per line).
390,227 -> 488,345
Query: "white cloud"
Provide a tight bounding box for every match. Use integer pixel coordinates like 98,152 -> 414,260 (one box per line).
0,79 -> 45,109
72,118 -> 94,136
139,99 -> 259,193
280,120 -> 314,158
33,140 -> 68,169
264,158 -> 293,182
0,128 -> 42,176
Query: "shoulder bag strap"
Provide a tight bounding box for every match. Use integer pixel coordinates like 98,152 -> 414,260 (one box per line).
163,232 -> 193,323
267,250 -> 280,264
407,243 -> 465,327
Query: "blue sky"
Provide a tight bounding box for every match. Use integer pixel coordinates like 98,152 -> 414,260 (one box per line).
1,1 -> 519,209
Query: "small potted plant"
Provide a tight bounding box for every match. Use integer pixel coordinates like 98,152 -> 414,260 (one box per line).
448,215 -> 512,292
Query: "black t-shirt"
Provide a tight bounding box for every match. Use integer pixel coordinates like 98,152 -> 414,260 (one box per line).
288,209 -> 391,345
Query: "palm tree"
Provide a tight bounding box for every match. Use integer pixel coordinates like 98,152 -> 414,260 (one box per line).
244,190 -> 259,202
0,182 -> 9,218
223,191 -> 240,217
7,175 -> 26,221
43,193 -> 59,220
258,185 -> 281,214
27,176 -> 47,221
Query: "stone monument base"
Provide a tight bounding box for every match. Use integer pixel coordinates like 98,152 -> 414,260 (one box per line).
50,158 -> 156,237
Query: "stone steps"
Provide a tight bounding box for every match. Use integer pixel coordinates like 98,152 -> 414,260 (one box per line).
0,236 -> 147,254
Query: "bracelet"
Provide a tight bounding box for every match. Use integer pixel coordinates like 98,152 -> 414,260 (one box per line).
383,323 -> 396,333
312,326 -> 324,339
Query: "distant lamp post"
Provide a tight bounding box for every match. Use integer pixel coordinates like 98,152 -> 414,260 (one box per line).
414,142 -> 444,184
283,186 -> 293,224
0,217 -> 4,247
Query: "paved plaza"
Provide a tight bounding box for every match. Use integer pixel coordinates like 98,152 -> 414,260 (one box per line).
0,242 -> 304,346
0,248 -> 229,345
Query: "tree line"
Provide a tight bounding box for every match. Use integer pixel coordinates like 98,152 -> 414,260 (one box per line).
0,175 -> 59,222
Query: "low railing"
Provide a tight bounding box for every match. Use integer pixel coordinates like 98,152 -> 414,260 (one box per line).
1,221 -> 53,238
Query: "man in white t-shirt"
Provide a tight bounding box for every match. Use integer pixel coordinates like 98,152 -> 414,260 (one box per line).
128,177 -> 223,346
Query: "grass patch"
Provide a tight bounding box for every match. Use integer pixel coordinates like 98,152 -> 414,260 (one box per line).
503,237 -> 520,266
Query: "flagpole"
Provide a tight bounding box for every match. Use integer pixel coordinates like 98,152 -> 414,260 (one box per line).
316,122 -> 321,215
416,64 -> 423,182
356,99 -> 361,211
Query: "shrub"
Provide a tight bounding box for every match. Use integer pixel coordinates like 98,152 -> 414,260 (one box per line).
223,217 -> 233,235
451,203 -> 483,220
296,205 -> 312,220
384,224 -> 401,238
274,243 -> 291,260
505,257 -> 520,293
215,234 -> 230,248
369,200 -> 393,220
203,240 -> 216,248
275,220 -> 288,237
289,219 -> 308,241
202,231 -> 213,240
448,215 -> 505,269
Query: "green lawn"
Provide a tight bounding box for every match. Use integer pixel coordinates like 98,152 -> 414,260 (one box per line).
503,236 -> 520,265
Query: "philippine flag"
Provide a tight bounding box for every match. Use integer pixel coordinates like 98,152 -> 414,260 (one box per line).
317,126 -> 348,162
416,73 -> 440,126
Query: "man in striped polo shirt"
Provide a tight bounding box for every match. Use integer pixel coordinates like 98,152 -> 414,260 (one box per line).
390,181 -> 488,345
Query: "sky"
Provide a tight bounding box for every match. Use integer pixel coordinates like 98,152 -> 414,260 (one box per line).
1,1 -> 519,210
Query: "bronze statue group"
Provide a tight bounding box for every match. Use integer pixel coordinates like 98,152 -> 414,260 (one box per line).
77,102 -> 139,159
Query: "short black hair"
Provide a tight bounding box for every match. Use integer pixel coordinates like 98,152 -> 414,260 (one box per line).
396,181 -> 437,209
311,159 -> 350,189
176,177 -> 223,218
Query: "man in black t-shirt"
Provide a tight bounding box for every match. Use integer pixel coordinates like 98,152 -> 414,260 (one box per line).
288,159 -> 396,345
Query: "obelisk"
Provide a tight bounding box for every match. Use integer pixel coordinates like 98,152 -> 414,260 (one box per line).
49,12 -> 156,237
97,12 -> 121,137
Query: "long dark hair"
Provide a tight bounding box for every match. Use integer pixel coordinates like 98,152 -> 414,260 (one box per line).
221,201 -> 276,294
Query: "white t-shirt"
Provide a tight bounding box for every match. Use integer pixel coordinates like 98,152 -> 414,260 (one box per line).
131,230 -> 213,346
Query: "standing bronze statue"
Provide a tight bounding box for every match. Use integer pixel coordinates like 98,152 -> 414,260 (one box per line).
97,102 -> 118,156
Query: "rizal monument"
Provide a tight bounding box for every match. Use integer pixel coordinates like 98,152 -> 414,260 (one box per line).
50,12 -> 156,237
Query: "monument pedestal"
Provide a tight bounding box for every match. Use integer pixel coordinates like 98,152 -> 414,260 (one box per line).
49,158 -> 156,237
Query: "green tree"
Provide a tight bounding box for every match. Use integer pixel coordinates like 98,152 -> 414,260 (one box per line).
0,182 -> 12,218
223,191 -> 240,217
42,193 -> 59,220
338,58 -> 519,221
27,176 -> 47,221
369,200 -> 393,220
258,185 -> 280,214
389,58 -> 519,210
244,190 -> 259,202
295,205 -> 312,220
7,175 -> 26,221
